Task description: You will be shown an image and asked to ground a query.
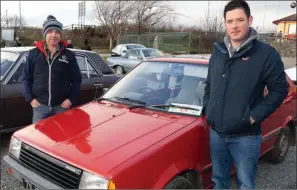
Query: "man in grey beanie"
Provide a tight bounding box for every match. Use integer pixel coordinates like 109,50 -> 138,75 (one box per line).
23,15 -> 82,123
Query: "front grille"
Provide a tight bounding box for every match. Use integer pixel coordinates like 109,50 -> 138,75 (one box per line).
19,144 -> 82,189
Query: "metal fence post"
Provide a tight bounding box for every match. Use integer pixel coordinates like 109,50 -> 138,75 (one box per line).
188,33 -> 192,54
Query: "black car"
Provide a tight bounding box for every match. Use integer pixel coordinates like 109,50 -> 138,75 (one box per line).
0,47 -> 120,133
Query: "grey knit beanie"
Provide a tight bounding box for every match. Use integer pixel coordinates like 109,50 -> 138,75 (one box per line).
42,15 -> 63,39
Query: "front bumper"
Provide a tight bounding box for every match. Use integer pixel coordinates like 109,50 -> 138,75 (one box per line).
3,155 -> 62,189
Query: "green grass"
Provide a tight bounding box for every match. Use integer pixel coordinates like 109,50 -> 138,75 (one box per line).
158,43 -> 198,54
102,55 -> 109,61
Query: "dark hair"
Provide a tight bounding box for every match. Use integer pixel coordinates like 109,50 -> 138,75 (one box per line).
224,0 -> 251,19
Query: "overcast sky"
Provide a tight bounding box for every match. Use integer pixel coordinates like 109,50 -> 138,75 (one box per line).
1,1 -> 295,32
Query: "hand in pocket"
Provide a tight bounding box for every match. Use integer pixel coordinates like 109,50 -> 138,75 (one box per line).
30,99 -> 40,108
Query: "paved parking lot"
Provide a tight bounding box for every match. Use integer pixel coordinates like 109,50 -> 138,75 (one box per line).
0,131 -> 296,189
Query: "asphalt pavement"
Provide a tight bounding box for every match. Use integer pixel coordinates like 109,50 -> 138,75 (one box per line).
0,131 -> 296,189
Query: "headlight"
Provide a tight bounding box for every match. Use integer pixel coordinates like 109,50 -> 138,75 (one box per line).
8,136 -> 22,159
79,171 -> 116,189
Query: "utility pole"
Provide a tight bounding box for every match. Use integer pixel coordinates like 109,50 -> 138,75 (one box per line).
262,4 -> 267,32
6,10 -> 8,27
19,0 -> 22,30
206,1 -> 210,36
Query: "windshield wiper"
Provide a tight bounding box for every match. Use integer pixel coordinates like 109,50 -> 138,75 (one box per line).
96,97 -> 112,101
114,96 -> 146,105
129,103 -> 202,112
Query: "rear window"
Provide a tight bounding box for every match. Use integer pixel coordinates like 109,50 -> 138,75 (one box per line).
88,53 -> 115,75
127,45 -> 145,50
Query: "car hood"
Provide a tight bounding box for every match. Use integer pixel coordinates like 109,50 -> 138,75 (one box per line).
14,101 -> 197,176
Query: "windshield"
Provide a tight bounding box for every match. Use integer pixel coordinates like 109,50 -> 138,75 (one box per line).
142,49 -> 163,58
103,61 -> 208,114
1,51 -> 20,80
127,45 -> 145,50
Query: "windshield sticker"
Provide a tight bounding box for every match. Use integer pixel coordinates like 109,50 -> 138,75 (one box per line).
168,107 -> 201,116
168,76 -> 176,90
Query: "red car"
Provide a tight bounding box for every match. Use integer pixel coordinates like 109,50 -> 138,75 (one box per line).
3,57 -> 296,189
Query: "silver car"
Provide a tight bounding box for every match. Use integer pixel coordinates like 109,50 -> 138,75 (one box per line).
106,48 -> 164,74
111,44 -> 146,57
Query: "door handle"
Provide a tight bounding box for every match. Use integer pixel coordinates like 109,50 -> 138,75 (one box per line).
94,83 -> 103,88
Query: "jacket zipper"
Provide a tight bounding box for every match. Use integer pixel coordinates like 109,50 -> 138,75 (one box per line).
46,52 -> 61,106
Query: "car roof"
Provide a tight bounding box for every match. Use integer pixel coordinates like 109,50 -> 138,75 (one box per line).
118,44 -> 145,46
148,57 -> 209,65
1,46 -> 96,54
129,48 -> 157,51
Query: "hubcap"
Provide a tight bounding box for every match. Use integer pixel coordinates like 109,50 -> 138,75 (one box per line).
115,67 -> 122,74
279,134 -> 289,157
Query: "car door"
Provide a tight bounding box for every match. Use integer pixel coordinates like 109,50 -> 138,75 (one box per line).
2,53 -> 32,129
75,54 -> 103,106
260,82 -> 294,152
124,50 -> 142,72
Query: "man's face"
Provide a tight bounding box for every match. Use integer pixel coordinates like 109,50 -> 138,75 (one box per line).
225,8 -> 253,43
45,29 -> 61,46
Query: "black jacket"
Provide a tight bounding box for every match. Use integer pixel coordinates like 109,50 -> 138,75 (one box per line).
23,40 -> 82,107
203,37 -> 288,137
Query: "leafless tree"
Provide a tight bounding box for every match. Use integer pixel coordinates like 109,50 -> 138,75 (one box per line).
93,0 -> 135,49
1,15 -> 26,28
132,1 -> 177,34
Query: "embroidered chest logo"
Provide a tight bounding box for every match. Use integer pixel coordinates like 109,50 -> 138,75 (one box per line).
59,55 -> 69,63
242,57 -> 249,61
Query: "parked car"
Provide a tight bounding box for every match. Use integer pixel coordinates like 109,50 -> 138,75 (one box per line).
111,44 -> 146,57
107,48 -> 164,74
3,57 -> 296,189
285,66 -> 296,85
0,47 -> 120,133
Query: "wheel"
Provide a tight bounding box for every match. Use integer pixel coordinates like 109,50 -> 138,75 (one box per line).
267,126 -> 290,164
165,176 -> 194,189
114,66 -> 124,75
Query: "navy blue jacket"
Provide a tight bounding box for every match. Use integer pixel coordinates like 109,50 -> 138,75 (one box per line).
203,39 -> 288,137
23,41 -> 82,107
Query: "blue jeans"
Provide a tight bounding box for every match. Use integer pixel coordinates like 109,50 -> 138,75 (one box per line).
32,104 -> 69,123
210,128 -> 261,189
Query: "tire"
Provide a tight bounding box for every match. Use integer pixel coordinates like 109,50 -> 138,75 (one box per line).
114,66 -> 124,75
267,126 -> 291,164
165,176 -> 195,189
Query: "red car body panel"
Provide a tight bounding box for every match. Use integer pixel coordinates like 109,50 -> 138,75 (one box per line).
11,58 -> 297,189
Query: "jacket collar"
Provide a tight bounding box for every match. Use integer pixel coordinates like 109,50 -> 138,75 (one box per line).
35,40 -> 68,58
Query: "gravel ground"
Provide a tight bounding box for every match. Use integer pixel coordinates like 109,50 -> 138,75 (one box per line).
1,132 -> 296,189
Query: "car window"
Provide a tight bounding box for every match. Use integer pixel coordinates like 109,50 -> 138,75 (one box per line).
123,51 -> 129,58
77,55 -> 103,79
127,45 -> 145,50
103,61 -> 208,110
76,56 -> 89,79
86,59 -> 100,78
142,49 -> 163,58
128,50 -> 138,58
1,51 -> 20,80
7,54 -> 28,84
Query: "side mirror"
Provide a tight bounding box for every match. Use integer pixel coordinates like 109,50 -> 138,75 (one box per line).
122,50 -> 127,54
137,56 -> 143,60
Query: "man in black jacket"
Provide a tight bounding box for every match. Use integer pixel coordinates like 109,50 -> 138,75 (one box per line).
203,0 -> 288,189
23,15 -> 82,123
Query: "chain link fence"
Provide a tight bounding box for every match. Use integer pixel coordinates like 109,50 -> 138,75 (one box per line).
117,32 -> 192,53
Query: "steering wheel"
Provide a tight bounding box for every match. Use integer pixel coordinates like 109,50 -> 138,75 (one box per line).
138,86 -> 155,94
